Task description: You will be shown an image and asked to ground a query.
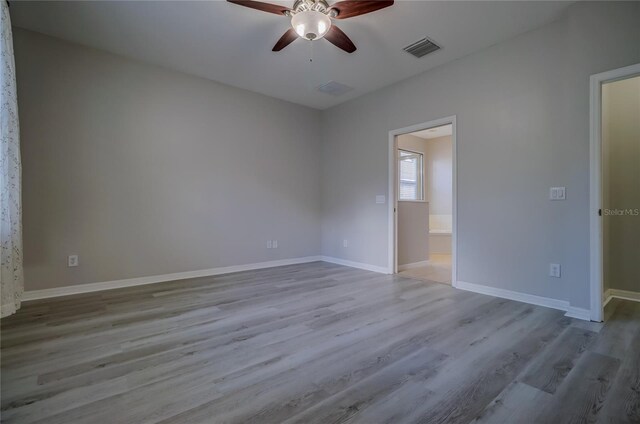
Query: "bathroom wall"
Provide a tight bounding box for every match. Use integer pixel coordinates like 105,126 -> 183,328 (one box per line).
425,135 -> 453,232
397,134 -> 429,266
602,75 -> 640,294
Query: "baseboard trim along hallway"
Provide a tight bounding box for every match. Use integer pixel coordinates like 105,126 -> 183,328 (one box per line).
319,256 -> 391,274
456,280 -> 591,321
22,256 -> 324,301
23,256 -> 389,301
604,288 -> 640,306
23,258 -> 591,322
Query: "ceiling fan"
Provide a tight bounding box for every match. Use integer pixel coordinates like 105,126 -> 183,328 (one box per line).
227,0 -> 394,53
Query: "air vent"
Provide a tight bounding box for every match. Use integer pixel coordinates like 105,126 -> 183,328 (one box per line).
316,81 -> 354,96
403,37 -> 440,58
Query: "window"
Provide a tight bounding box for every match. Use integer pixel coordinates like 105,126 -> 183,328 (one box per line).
398,149 -> 424,201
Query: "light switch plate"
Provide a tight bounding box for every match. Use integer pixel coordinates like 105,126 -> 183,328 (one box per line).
549,263 -> 561,278
376,195 -> 386,204
549,187 -> 566,200
68,255 -> 79,267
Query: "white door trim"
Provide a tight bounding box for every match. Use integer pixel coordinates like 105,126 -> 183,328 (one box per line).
589,63 -> 640,322
388,116 -> 457,286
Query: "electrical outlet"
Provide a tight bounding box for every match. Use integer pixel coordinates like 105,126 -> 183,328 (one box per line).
549,263 -> 561,278
272,240 -> 278,249
549,187 -> 566,201
266,240 -> 272,249
343,239 -> 348,248
68,255 -> 79,267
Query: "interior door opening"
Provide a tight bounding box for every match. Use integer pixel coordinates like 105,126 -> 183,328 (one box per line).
389,118 -> 457,286
601,75 -> 640,316
590,63 -> 640,322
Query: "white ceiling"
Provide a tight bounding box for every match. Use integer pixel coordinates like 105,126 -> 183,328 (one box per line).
412,124 -> 452,139
10,1 -> 573,110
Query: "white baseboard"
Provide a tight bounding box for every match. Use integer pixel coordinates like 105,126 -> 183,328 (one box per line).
607,288 -> 640,303
603,289 -> 614,307
455,280 -> 591,321
564,306 -> 592,321
22,256 -> 600,323
455,280 -> 568,310
320,256 -> 390,274
398,260 -> 430,271
22,256 -> 323,301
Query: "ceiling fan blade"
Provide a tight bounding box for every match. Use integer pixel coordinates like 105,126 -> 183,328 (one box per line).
227,0 -> 291,16
324,25 -> 356,53
330,0 -> 393,19
273,28 -> 298,51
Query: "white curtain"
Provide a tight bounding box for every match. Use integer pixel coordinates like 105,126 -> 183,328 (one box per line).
0,0 -> 23,318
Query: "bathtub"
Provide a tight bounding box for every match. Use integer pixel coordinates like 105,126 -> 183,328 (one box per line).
429,214 -> 452,254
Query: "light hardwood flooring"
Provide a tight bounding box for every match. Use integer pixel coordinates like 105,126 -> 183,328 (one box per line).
399,254 -> 452,284
1,261 -> 638,423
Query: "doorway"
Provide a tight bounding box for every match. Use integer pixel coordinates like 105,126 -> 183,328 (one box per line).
590,63 -> 640,322
388,117 -> 457,286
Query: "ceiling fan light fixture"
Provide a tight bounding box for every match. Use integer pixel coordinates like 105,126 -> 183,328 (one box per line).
227,0 -> 394,53
291,10 -> 331,40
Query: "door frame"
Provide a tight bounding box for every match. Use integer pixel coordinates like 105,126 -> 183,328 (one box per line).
589,63 -> 640,322
388,116 -> 457,286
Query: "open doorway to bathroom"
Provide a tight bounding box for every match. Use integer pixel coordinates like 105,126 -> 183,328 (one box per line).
590,63 -> 640,321
390,119 -> 455,285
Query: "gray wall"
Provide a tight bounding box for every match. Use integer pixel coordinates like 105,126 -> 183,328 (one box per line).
603,76 -> 640,293
14,1 -> 640,309
16,29 -> 322,291
320,1 -> 640,310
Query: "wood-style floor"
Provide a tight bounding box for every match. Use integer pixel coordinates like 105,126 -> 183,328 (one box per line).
399,254 -> 452,285
1,262 -> 638,423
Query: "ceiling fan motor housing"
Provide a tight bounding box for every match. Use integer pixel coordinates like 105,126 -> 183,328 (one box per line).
292,0 -> 331,14
291,10 -> 331,40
